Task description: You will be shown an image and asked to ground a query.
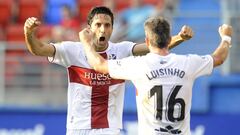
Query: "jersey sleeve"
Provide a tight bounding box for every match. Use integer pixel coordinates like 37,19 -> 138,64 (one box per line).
108,56 -> 138,80
47,41 -> 79,67
117,41 -> 136,57
188,54 -> 214,78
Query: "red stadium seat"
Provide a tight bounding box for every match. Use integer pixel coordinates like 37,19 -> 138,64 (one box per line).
5,24 -> 25,62
0,0 -> 13,27
18,0 -> 45,23
0,26 -> 5,40
143,0 -> 159,5
115,1 -> 130,12
36,24 -> 53,39
5,24 -> 26,82
78,0 -> 102,23
6,24 -> 25,42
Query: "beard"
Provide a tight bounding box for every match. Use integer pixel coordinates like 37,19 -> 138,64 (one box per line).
93,36 -> 109,51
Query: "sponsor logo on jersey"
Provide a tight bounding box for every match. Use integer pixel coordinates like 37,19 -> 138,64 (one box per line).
160,60 -> 167,64
155,125 -> 182,134
68,66 -> 124,86
85,72 -> 112,85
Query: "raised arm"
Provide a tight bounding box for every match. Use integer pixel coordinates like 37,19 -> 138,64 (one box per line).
24,17 -> 55,57
79,28 -> 109,74
212,24 -> 233,67
168,25 -> 194,49
132,25 -> 194,56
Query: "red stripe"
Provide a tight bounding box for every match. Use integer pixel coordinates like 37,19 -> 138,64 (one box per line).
91,85 -> 109,128
92,52 -> 119,128
68,59 -> 124,128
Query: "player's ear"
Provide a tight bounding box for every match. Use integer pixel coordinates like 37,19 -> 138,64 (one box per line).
145,37 -> 150,47
167,37 -> 172,46
87,24 -> 91,29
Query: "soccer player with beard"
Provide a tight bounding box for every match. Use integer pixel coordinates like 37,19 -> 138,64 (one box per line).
24,6 -> 193,135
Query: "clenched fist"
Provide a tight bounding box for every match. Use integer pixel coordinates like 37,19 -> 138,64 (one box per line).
24,17 -> 41,34
79,28 -> 94,45
178,25 -> 194,41
219,24 -> 232,38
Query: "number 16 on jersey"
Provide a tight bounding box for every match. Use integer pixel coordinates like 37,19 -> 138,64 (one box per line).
149,85 -> 185,122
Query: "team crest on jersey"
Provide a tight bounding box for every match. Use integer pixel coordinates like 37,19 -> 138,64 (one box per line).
109,54 -> 117,60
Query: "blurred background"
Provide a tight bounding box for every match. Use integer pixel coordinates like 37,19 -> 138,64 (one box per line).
0,0 -> 239,135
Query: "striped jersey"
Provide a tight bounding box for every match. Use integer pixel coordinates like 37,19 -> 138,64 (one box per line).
48,41 -> 135,130
108,53 -> 213,135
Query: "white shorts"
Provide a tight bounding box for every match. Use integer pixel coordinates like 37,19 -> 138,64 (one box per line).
66,128 -> 121,135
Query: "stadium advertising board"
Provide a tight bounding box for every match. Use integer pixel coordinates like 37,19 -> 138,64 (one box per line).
0,112 -> 239,135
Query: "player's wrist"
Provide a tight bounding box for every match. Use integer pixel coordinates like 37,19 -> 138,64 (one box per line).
24,30 -> 36,37
178,34 -> 190,41
221,35 -> 231,44
221,35 -> 232,48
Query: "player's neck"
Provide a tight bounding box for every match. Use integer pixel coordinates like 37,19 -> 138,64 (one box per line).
94,43 -> 109,52
150,47 -> 169,56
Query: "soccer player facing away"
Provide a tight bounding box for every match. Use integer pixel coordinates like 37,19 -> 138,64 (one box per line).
24,6 -> 193,135
80,17 -> 233,135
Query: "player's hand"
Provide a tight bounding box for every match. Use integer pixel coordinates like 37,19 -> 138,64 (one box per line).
178,25 -> 194,41
79,28 -> 94,45
24,17 -> 41,35
219,24 -> 232,38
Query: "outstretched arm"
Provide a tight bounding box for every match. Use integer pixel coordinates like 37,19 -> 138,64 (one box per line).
24,17 -> 55,57
132,25 -> 194,56
212,24 -> 233,67
79,28 -> 109,74
168,25 -> 193,49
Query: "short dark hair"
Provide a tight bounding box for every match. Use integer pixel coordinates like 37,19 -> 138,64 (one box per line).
87,6 -> 114,26
144,17 -> 171,49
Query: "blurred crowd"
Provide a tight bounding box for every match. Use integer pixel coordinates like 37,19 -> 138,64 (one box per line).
0,0 -> 179,43
109,0 -> 178,43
